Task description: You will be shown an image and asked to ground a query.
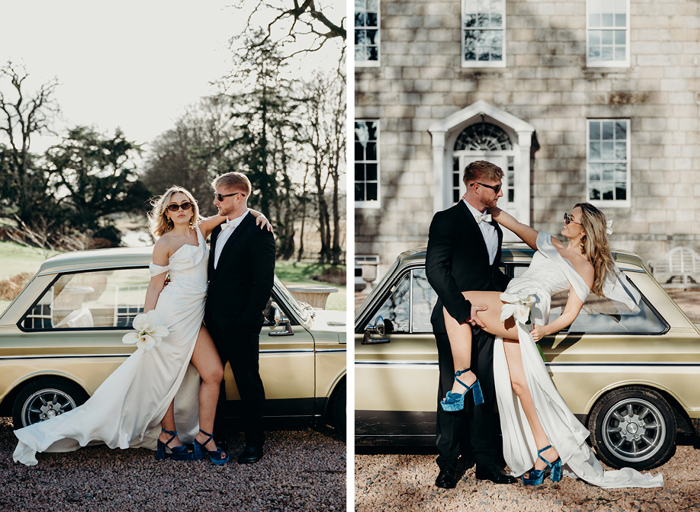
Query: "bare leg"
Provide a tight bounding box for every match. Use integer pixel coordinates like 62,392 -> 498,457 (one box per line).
443,291 -> 519,394
159,401 -> 183,446
503,338 -> 559,472
190,325 -> 226,459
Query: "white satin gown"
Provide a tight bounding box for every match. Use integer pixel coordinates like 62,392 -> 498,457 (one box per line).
13,226 -> 209,466
494,232 -> 663,488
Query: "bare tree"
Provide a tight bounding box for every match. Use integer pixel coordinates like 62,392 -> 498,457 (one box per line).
0,62 -> 59,228
233,0 -> 346,61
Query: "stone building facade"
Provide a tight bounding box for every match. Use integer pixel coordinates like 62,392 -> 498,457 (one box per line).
354,0 -> 700,285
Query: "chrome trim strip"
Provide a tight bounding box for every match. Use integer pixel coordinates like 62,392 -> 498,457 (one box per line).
356,360 -> 700,367
546,362 -> 700,367
356,361 -> 437,366
0,354 -> 130,360
260,349 -> 314,354
316,349 -> 346,353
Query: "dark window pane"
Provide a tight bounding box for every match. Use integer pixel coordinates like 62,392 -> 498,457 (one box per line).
453,174 -> 459,187
508,190 -> 514,202
602,183 -> 614,200
355,12 -> 367,27
355,163 -> 365,181
589,121 -> 601,140
365,142 -> 377,161
367,121 -> 378,140
366,163 -> 377,181
367,29 -> 378,44
356,29 -> 367,45
355,183 -> 365,201
589,186 -> 600,200
368,46 -> 379,61
355,141 -> 365,160
616,183 -> 627,200
367,12 -> 378,26
366,183 -> 378,201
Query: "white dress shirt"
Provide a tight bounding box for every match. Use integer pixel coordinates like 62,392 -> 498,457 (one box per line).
463,200 -> 497,265
213,209 -> 250,269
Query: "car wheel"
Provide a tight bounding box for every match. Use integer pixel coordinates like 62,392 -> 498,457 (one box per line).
12,377 -> 89,428
328,379 -> 346,437
588,386 -> 676,470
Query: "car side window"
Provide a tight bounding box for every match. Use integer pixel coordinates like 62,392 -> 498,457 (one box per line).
548,281 -> 666,335
22,268 -> 151,330
370,268 -> 437,334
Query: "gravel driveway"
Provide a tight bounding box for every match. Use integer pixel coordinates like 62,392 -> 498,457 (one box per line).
356,437 -> 700,511
0,418 -> 346,512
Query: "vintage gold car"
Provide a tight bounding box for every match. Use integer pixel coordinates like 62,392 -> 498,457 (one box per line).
0,247 -> 346,434
356,245 -> 700,470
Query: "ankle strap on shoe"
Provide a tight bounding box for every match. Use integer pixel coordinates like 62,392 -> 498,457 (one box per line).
537,445 -> 553,466
160,427 -> 178,447
197,428 -> 214,446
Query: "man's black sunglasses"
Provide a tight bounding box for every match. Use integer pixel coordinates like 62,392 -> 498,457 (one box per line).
215,192 -> 245,201
471,182 -> 502,194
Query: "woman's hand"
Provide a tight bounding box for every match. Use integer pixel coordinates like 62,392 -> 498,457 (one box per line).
255,215 -> 273,233
530,324 -> 549,342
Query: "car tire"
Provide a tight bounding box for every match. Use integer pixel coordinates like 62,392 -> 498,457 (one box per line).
588,386 -> 676,470
328,379 -> 346,437
12,377 -> 89,429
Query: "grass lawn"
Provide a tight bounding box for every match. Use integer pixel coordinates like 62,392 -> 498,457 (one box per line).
0,241 -> 59,282
275,260 -> 347,311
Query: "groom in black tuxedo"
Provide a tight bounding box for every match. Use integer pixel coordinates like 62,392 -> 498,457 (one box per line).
205,172 -> 275,464
426,160 -> 515,488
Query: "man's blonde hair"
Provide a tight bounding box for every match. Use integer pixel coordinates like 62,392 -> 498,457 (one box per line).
212,172 -> 251,196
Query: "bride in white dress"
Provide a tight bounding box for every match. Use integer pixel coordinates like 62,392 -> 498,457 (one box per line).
13,186 -> 269,466
442,202 -> 663,488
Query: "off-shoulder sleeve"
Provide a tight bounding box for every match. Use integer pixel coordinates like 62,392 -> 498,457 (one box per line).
149,263 -> 169,277
536,232 -> 590,303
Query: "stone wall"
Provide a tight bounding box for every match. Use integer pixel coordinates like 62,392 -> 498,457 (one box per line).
355,0 -> 700,278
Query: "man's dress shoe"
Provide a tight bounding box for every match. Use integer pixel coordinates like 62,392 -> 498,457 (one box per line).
237,445 -> 264,464
435,467 -> 458,489
475,464 -> 517,484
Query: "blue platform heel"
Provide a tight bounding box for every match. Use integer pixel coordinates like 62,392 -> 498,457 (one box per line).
156,428 -> 194,461
440,368 -> 484,412
521,445 -> 562,486
193,429 -> 229,465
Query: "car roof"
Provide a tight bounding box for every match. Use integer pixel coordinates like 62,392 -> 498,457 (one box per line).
36,247 -> 153,275
395,243 -> 646,271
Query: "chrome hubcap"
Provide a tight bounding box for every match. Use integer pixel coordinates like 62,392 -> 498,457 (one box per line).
601,398 -> 665,463
21,388 -> 77,427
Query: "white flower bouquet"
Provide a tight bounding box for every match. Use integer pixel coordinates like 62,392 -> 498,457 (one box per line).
122,311 -> 169,352
500,293 -> 536,326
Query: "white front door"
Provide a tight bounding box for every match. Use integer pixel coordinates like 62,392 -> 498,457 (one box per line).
454,153 -> 524,242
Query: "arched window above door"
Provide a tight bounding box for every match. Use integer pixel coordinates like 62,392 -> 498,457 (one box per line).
453,122 -> 513,151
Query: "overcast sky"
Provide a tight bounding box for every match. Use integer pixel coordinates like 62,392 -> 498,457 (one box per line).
0,0 -> 344,155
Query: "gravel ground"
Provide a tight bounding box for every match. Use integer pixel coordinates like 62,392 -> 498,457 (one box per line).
0,418 -> 346,512
355,438 -> 700,511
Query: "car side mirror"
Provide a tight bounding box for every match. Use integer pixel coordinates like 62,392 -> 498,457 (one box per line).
362,315 -> 390,344
269,302 -> 293,336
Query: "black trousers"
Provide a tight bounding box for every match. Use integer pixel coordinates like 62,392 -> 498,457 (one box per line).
212,325 -> 266,447
435,328 -> 502,471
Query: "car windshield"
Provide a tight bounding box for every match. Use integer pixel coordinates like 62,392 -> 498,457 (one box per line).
274,276 -> 309,323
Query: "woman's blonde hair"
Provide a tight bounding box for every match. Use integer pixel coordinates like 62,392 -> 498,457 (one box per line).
148,186 -> 200,239
575,202 -> 615,296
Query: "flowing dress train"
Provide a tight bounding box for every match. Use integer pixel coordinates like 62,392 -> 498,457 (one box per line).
494,232 -> 663,488
13,226 -> 209,466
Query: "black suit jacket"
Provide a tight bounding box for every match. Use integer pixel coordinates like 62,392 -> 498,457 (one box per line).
205,212 -> 276,335
426,201 -> 511,334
